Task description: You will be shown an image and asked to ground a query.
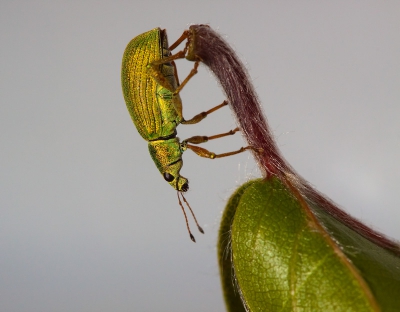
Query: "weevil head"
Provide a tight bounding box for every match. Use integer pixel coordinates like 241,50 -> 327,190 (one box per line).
162,161 -> 189,192
148,139 -> 189,192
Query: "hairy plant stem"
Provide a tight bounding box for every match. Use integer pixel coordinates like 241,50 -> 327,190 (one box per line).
187,24 -> 399,255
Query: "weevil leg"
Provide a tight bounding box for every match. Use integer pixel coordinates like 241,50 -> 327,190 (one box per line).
150,50 -> 187,67
171,60 -> 180,87
185,144 -> 257,159
182,127 -> 262,158
149,30 -> 202,95
172,61 -> 199,96
181,100 -> 228,125
147,50 -> 188,92
168,30 -> 190,51
183,127 -> 239,144
148,52 -> 200,96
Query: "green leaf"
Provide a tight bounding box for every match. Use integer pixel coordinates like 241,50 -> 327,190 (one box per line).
219,177 -> 400,311
218,180 -> 257,312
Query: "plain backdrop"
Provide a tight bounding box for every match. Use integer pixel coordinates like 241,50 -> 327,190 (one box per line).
1,1 -> 399,311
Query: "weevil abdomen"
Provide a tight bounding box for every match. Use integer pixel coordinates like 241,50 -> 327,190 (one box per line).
121,28 -> 183,141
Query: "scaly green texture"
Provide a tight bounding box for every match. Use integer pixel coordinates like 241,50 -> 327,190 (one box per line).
121,28 -> 182,141
219,177 -> 400,311
121,28 -> 188,191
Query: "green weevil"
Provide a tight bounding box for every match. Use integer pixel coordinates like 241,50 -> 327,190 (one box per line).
121,28 -> 252,241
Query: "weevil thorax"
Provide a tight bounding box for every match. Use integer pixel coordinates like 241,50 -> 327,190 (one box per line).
148,138 -> 189,192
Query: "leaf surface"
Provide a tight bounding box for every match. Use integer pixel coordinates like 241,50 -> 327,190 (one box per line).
219,178 -> 400,311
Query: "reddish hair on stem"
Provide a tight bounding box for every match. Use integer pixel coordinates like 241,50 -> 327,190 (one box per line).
186,24 -> 399,255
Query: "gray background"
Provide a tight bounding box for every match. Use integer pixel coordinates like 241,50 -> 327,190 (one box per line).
1,1 -> 399,311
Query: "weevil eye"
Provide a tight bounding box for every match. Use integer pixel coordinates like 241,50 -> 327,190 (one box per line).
163,172 -> 174,182
181,182 -> 189,192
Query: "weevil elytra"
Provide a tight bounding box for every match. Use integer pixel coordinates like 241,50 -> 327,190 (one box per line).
121,28 -> 253,241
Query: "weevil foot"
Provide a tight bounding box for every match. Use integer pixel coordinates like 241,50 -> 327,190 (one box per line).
253,147 -> 264,154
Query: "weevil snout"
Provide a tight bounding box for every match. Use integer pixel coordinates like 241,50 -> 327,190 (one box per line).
163,172 -> 189,192
181,181 -> 189,192
176,176 -> 189,192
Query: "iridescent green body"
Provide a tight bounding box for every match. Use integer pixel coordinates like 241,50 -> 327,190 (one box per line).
122,27 -> 257,241
121,28 -> 188,191
122,28 -> 253,196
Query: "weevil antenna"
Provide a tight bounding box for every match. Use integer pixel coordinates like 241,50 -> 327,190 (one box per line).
177,192 -> 196,242
180,192 -> 204,234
